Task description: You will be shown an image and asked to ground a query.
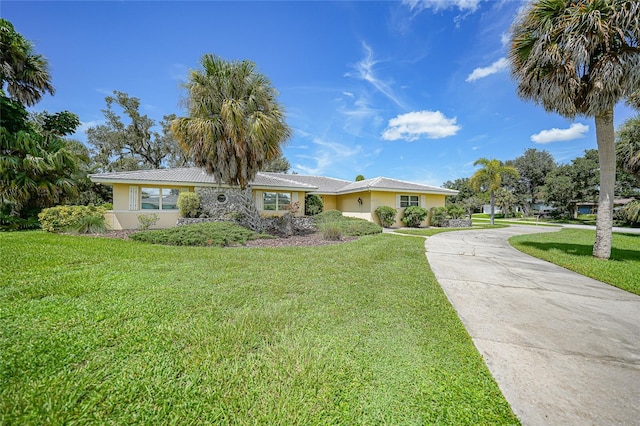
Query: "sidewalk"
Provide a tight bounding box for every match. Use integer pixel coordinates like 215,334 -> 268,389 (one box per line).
424,226 -> 640,425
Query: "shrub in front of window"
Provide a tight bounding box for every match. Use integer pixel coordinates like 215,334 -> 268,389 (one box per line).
401,206 -> 428,227
137,213 -> 160,230
177,192 -> 201,218
39,205 -> 106,233
375,205 -> 397,228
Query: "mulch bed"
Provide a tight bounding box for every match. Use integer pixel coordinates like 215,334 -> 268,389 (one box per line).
87,230 -> 357,248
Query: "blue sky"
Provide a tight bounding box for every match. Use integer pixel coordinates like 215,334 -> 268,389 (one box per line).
4,0 -> 637,186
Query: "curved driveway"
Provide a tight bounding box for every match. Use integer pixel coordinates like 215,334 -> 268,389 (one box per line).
424,226 -> 640,425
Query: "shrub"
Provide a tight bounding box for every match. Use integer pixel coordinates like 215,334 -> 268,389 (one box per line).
319,222 -> 342,240
375,206 -> 397,228
402,206 -> 428,227
619,200 -> 640,225
100,202 -> 113,210
313,210 -> 382,239
137,213 -> 160,230
429,207 -> 447,227
39,205 -> 106,233
177,192 -> 200,218
129,221 -> 265,246
312,209 -> 344,223
69,215 -> 106,234
305,194 -> 324,216
446,205 -> 465,219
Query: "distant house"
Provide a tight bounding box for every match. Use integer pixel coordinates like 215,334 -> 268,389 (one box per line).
573,198 -> 636,217
89,168 -> 457,229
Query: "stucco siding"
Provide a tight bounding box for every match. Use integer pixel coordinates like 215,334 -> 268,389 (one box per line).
320,195 -> 337,211
338,192 -> 371,221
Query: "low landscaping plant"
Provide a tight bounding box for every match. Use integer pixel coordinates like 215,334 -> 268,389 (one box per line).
429,207 -> 448,227
137,213 -> 159,230
130,221 -> 268,247
402,206 -> 428,227
313,210 -> 382,240
374,205 -> 396,228
38,205 -> 106,233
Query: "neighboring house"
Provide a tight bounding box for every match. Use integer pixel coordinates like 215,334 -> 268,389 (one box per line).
89,168 -> 458,229
573,198 -> 635,216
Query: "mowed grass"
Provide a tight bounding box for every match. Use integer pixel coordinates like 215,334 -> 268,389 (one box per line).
510,229 -> 640,295
395,224 -> 508,237
0,232 -> 518,425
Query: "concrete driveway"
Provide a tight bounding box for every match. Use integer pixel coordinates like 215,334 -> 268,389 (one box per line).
424,226 -> 640,425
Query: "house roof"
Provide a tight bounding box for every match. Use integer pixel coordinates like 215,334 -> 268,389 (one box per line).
89,168 -> 457,195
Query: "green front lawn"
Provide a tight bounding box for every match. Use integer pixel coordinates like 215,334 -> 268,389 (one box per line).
0,232 -> 517,424
394,224 -> 508,237
510,229 -> 640,295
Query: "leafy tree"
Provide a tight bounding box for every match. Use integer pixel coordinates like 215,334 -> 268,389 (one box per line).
469,158 -> 519,225
542,165 -> 575,217
261,155 -> 291,173
87,91 -> 189,171
461,195 -> 485,218
616,115 -> 640,178
509,0 -> 640,258
513,149 -> 556,215
443,177 -> 477,205
172,54 -> 291,231
355,174 -> 365,181
571,149 -> 600,203
0,19 -> 54,106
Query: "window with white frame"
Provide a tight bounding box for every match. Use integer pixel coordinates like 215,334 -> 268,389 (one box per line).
141,187 -> 180,210
263,192 -> 291,211
400,195 -> 419,208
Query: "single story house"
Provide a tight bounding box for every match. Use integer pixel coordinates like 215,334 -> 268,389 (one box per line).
89,168 -> 458,229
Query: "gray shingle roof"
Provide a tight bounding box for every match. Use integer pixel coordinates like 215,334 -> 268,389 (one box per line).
90,168 -> 457,195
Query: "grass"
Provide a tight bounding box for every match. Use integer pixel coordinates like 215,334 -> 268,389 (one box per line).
510,229 -> 640,296
472,215 -> 559,227
0,231 -> 518,425
394,224 -> 509,237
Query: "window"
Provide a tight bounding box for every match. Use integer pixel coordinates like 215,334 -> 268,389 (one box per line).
263,192 -> 291,211
400,195 -> 419,208
141,187 -> 180,210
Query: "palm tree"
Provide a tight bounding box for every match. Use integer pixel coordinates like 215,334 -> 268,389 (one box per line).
509,0 -> 640,259
616,115 -> 640,178
0,19 -> 54,106
172,54 -> 291,190
470,158 -> 519,225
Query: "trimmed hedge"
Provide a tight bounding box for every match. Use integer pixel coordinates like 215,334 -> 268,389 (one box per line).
129,221 -> 269,247
375,205 -> 397,228
313,210 -> 382,238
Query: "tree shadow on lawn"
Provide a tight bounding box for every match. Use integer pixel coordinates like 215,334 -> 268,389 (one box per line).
517,239 -> 640,262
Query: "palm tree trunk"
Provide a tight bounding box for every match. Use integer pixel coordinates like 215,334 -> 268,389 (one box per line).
490,190 -> 495,225
593,111 -> 615,259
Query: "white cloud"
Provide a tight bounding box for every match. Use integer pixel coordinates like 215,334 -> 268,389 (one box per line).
403,0 -> 482,13
342,91 -> 354,98
382,110 -> 461,141
501,32 -> 510,47
346,42 -> 406,108
466,57 -> 509,82
530,123 -> 589,144
294,137 -> 362,175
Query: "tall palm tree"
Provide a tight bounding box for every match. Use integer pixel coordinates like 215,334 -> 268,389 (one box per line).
470,158 -> 519,225
0,19 -> 54,106
509,0 -> 640,259
172,54 -> 291,190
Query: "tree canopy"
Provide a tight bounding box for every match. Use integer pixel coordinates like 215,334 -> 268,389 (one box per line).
469,158 -> 519,225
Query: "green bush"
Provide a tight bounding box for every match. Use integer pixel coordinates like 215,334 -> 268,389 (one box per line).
446,205 -> 465,219
69,215 -> 106,234
319,222 -> 342,240
619,200 -> 640,225
375,205 -> 397,228
304,194 -> 324,216
177,192 -> 201,218
130,221 -> 266,246
402,206 -> 428,227
313,209 -> 382,239
38,205 -> 106,233
100,202 -> 113,210
429,207 -> 447,227
137,213 -> 160,230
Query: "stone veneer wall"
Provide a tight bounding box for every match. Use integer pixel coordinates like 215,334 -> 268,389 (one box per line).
196,187 -> 246,220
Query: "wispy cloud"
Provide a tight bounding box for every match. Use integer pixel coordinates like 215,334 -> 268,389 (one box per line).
77,120 -> 103,134
382,110 -> 461,141
342,91 -> 354,98
346,42 -> 406,109
294,137 -> 363,175
403,0 -> 482,13
466,57 -> 509,82
531,123 -> 589,144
